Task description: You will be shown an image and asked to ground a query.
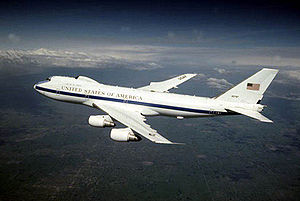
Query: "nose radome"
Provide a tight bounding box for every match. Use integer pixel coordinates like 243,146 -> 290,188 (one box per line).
33,84 -> 37,90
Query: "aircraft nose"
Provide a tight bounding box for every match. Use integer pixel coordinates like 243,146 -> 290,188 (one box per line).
33,83 -> 40,91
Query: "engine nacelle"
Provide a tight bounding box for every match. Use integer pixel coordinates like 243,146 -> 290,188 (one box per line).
110,128 -> 141,142
88,115 -> 115,127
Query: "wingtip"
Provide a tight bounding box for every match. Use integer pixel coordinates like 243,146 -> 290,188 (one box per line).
261,119 -> 273,123
189,73 -> 198,77
183,73 -> 197,77
172,142 -> 186,145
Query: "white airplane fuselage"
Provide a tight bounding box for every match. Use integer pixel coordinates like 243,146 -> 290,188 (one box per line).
34,76 -> 262,118
34,69 -> 278,144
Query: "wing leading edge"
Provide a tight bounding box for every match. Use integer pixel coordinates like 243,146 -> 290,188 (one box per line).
138,73 -> 197,92
92,101 -> 182,144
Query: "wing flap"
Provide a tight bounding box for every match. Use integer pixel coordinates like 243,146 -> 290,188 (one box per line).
139,73 -> 197,92
92,102 -> 179,144
226,107 -> 273,123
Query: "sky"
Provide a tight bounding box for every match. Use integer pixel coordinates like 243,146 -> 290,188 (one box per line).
0,0 -> 299,70
0,0 -> 299,49
1,2 -> 300,200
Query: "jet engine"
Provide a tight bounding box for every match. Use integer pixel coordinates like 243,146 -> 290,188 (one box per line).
88,115 -> 115,127
110,128 -> 141,142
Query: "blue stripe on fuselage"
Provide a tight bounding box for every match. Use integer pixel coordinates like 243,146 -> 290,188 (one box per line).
35,86 -> 226,115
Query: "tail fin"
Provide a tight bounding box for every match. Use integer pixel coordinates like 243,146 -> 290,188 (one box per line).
215,68 -> 278,104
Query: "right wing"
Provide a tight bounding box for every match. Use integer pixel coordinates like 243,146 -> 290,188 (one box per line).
92,101 -> 181,144
138,73 -> 197,92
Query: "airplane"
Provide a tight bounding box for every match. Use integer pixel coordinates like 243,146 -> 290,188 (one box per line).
33,68 -> 278,144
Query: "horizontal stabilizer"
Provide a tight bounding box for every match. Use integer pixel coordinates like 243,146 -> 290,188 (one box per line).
155,141 -> 185,145
226,107 -> 273,123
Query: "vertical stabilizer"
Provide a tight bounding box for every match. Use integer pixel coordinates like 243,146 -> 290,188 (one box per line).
215,68 -> 278,104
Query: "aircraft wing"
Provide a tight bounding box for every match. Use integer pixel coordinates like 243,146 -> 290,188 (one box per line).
138,73 -> 197,92
92,101 -> 180,144
226,107 -> 273,123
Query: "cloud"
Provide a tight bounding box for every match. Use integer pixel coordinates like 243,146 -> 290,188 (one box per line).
8,33 -> 20,43
104,45 -> 300,68
193,73 -> 206,80
51,45 -> 300,69
214,47 -> 300,68
207,77 -> 233,89
0,48 -> 161,70
282,70 -> 300,81
273,69 -> 300,86
226,56 -> 300,67
214,68 -> 226,74
267,91 -> 300,101
2,45 -> 300,74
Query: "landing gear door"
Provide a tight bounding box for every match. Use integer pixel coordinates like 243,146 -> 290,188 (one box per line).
56,88 -> 61,96
84,91 -> 89,102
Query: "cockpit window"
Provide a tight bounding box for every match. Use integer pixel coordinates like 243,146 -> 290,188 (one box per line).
37,77 -> 52,85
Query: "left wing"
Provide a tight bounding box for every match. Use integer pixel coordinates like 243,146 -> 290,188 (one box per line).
138,73 -> 197,92
92,101 -> 180,144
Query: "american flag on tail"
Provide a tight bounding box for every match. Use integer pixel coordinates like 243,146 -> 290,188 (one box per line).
247,83 -> 260,91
